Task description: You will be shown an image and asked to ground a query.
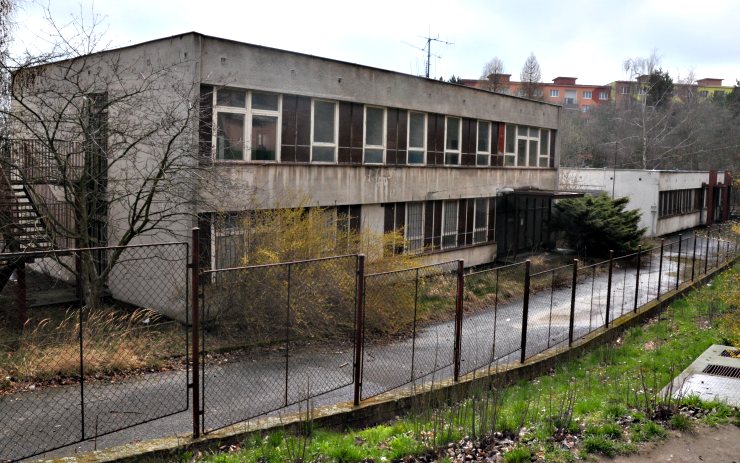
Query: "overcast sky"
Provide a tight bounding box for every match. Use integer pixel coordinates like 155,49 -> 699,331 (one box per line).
9,0 -> 740,86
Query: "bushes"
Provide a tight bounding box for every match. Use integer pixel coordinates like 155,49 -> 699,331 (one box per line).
549,193 -> 645,258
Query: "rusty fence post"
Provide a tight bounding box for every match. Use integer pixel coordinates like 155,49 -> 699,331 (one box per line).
453,259 -> 464,382
691,235 -> 697,281
676,234 -> 682,291
605,250 -> 614,327
190,227 -> 201,439
520,260 -> 531,364
657,239 -> 665,300
716,238 -> 720,268
353,254 -> 365,406
568,259 -> 578,347
704,234 -> 710,274
634,246 -> 641,312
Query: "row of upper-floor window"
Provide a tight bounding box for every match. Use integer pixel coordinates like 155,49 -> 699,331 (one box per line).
203,86 -> 555,168
548,89 -> 608,100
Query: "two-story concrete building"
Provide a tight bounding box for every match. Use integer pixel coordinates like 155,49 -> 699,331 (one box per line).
5,32 -> 570,318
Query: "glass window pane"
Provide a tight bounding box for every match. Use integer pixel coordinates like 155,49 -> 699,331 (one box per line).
504,154 -> 516,166
313,101 -> 336,143
540,129 -> 549,155
408,149 -> 425,164
446,117 -> 460,150
529,140 -> 538,166
445,152 -> 459,165
252,92 -> 279,111
366,107 -> 384,146
442,201 -> 458,249
505,125 -> 515,153
518,125 -> 528,136
217,89 -> 246,107
312,146 -> 335,162
216,112 -> 245,160
364,148 -> 383,164
477,154 -> 490,166
517,139 -> 527,166
409,112 -> 425,148
251,115 -> 277,161
406,202 -> 424,252
477,121 -> 490,152
474,198 -> 488,243
529,128 -> 539,139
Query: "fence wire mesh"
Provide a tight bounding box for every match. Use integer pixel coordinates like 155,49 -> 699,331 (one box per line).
460,262 -> 526,376
361,261 -> 459,400
0,242 -> 189,462
200,255 -> 358,433
524,264 -> 574,359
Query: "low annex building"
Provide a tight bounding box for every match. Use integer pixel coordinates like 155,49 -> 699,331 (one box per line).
560,168 -> 733,237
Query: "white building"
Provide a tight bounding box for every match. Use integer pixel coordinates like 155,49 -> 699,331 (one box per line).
560,168 -> 733,237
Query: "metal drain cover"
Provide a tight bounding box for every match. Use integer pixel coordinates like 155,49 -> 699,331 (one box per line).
664,344 -> 740,407
702,364 -> 740,378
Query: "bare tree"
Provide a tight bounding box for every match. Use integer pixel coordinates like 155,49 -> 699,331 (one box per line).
519,52 -> 542,100
1,7 -> 213,306
481,56 -> 507,93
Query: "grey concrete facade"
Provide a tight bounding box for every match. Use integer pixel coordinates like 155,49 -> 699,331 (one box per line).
11,32 -> 565,318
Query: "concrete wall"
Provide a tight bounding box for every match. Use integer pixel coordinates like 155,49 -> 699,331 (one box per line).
203,164 -> 558,211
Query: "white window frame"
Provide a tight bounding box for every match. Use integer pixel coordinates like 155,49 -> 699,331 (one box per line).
476,120 -> 491,166
583,91 -> 593,99
363,105 -> 386,164
472,198 -> 489,244
310,99 -> 339,163
598,91 -> 608,100
212,88 -> 282,162
505,124 -> 549,168
550,89 -> 559,97
407,111 -> 427,165
405,202 -> 424,253
441,200 -> 458,249
444,116 -> 462,166
538,129 -> 550,167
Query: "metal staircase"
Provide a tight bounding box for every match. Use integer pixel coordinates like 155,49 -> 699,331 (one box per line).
0,167 -> 53,292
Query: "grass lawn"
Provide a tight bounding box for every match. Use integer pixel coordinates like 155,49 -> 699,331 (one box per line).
173,261 -> 739,463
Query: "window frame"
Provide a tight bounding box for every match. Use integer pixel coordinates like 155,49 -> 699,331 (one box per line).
363,105 -> 386,164
583,90 -> 593,99
441,200 -> 458,249
505,124 -> 548,168
407,111 -> 427,165
472,198 -> 489,244
476,120 -> 492,166
405,202 -> 425,253
598,91 -> 608,100
212,88 -> 282,162
550,89 -> 559,98
444,116 -> 462,166
310,99 -> 339,163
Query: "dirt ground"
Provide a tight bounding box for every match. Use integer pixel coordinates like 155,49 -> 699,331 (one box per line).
597,424 -> 739,463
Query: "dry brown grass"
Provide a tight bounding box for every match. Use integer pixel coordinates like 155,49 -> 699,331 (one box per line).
0,307 -> 184,391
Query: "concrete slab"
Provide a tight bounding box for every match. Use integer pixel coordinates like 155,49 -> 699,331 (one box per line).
665,344 -> 740,407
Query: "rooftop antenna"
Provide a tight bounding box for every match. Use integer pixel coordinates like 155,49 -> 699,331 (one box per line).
402,31 -> 453,78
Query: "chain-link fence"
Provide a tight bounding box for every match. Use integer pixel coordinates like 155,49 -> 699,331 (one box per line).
0,228 -> 737,461
360,261 -> 461,400
199,255 -> 359,433
0,242 -> 189,462
460,262 -> 526,375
